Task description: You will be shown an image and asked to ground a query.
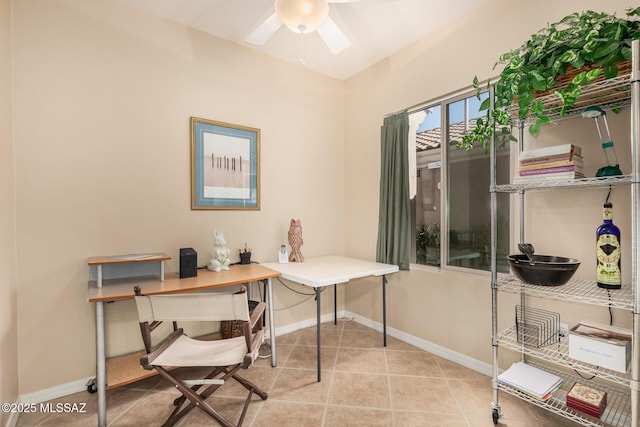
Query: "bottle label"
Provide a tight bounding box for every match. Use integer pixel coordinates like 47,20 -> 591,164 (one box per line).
597,233 -> 621,285
603,207 -> 613,220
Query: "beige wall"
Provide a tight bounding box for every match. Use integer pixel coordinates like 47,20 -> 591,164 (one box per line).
1,0 -> 18,421
343,0 -> 635,366
12,0 -> 345,394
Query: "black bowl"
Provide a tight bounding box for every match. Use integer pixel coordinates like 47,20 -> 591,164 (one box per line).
507,254 -> 580,286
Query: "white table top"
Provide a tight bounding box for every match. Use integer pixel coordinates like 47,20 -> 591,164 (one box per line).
262,255 -> 399,288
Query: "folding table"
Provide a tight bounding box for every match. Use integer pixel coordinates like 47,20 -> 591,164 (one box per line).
262,255 -> 399,381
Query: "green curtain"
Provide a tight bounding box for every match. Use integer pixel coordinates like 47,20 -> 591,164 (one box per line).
376,112 -> 410,270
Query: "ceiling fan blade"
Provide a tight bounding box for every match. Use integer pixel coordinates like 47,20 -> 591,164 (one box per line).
245,12 -> 283,46
317,16 -> 350,54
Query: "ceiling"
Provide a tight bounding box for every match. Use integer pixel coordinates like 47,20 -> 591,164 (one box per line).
120,0 -> 489,80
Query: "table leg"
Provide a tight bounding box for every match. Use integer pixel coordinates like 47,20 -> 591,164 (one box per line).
382,275 -> 387,347
96,301 -> 106,427
316,287 -> 322,382
266,278 -> 277,367
262,280 -> 267,328
333,283 -> 337,325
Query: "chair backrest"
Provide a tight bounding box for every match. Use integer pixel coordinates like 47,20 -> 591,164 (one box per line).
135,291 -> 250,323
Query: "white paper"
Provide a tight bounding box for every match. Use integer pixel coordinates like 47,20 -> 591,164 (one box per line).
498,362 -> 562,399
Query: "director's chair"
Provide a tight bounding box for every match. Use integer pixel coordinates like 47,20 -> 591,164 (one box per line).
133,286 -> 268,427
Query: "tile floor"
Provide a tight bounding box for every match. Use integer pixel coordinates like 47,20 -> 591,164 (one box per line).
17,319 -> 579,426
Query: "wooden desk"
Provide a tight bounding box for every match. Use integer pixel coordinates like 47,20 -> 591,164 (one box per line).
262,256 -> 399,381
87,257 -> 280,427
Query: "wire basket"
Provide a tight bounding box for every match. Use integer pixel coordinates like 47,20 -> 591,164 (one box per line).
532,61 -> 632,98
220,300 -> 260,339
515,305 -> 560,348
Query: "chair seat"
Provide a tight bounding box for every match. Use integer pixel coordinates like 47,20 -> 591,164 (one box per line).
152,335 -> 249,367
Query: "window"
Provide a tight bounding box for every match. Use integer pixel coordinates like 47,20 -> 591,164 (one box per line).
411,89 -> 510,272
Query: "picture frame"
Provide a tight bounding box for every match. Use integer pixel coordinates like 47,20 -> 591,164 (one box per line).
190,117 -> 260,210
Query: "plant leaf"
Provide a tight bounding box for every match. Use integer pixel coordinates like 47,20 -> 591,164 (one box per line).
593,40 -> 620,60
585,68 -> 603,82
529,71 -> 547,91
495,108 -> 510,125
479,97 -> 491,111
572,71 -> 586,86
517,92 -> 533,119
531,100 -> 544,115
570,57 -> 585,70
536,114 -> 551,125
529,123 -> 541,137
558,49 -> 578,63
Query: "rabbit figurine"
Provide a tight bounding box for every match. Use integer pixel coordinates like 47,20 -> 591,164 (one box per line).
208,229 -> 231,272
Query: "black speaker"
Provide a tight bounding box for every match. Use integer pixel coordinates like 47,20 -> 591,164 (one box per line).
179,248 -> 197,278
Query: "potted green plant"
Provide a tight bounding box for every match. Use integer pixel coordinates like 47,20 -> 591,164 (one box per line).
458,7 -> 640,152
416,223 -> 440,266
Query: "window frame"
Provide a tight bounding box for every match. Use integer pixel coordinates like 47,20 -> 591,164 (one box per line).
410,86 -> 511,274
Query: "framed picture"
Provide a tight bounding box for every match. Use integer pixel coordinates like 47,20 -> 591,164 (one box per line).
190,117 -> 260,210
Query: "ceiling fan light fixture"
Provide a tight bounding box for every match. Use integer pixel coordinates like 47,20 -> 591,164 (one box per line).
275,0 -> 329,34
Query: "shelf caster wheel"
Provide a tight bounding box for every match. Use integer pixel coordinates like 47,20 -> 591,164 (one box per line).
86,378 -> 97,394
492,408 -> 499,424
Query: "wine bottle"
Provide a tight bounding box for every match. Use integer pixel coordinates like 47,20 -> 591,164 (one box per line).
596,202 -> 621,289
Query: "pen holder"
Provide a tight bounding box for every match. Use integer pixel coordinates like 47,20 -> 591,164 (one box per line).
240,252 -> 252,264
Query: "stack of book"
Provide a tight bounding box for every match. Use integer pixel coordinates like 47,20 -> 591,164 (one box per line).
498,361 -> 563,400
513,144 -> 584,183
566,383 -> 607,418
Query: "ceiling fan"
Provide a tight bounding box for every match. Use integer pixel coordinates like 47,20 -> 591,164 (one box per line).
245,0 -> 383,54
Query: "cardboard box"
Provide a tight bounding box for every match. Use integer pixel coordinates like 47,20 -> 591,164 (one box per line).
569,321 -> 631,373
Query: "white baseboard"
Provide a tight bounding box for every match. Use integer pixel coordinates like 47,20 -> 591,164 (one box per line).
5,377 -> 93,427
342,311 -> 493,377
269,310 -> 491,377
268,310 -> 347,338
5,410 -> 19,427
12,310 -> 490,422
17,376 -> 94,405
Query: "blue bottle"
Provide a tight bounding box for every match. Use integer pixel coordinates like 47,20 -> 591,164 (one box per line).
596,202 -> 621,289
